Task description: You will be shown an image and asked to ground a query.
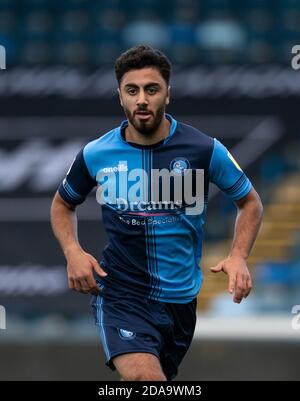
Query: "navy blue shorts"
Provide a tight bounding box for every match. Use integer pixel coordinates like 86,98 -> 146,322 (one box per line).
91,292 -> 197,380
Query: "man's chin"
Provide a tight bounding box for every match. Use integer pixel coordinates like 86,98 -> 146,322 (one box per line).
127,109 -> 164,135
136,127 -> 155,136
133,120 -> 156,135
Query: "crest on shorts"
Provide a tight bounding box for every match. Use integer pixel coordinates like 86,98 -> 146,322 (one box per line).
118,328 -> 136,340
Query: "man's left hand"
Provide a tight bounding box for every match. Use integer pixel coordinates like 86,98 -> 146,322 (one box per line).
209,256 -> 253,303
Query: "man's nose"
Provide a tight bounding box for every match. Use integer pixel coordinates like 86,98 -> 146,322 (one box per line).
136,90 -> 148,106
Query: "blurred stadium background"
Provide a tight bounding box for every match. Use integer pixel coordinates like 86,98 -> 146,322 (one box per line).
1,0 -> 300,381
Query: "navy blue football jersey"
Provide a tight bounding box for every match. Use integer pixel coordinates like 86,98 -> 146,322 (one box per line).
58,114 -> 251,303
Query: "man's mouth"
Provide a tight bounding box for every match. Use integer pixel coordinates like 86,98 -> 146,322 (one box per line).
135,110 -> 152,120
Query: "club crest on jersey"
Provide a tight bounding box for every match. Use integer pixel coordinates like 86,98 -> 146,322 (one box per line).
170,158 -> 190,175
118,328 -> 136,340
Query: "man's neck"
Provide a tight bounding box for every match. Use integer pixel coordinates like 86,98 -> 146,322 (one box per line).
125,116 -> 171,146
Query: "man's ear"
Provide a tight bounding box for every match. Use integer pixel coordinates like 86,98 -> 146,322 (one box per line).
118,88 -> 123,107
166,85 -> 171,105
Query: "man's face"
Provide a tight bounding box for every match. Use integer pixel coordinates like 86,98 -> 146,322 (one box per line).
118,67 -> 170,135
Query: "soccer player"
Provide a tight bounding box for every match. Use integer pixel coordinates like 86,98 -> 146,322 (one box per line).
50,45 -> 263,381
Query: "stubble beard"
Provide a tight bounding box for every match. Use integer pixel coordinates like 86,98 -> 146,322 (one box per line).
124,105 -> 165,136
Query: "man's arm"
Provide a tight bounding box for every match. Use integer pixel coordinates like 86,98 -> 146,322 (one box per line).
50,191 -> 107,295
210,187 -> 263,303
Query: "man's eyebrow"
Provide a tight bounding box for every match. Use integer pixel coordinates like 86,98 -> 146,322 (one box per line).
124,82 -> 162,88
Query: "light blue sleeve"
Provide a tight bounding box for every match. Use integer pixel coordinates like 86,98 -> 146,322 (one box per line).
209,138 -> 252,200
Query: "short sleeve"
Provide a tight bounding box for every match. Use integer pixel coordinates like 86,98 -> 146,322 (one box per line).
208,138 -> 252,200
58,148 -> 97,206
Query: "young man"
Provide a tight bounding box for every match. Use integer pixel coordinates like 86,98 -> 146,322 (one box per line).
50,45 -> 263,381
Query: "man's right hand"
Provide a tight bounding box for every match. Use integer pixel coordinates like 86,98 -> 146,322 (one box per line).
65,247 -> 107,295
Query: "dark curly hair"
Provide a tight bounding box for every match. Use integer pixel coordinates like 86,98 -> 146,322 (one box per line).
115,45 -> 171,86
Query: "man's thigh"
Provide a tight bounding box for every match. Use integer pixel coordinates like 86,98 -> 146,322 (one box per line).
113,352 -> 167,381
